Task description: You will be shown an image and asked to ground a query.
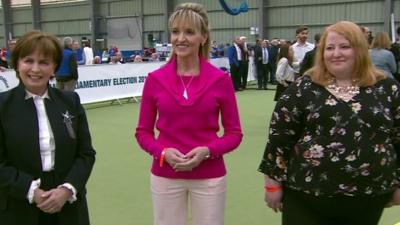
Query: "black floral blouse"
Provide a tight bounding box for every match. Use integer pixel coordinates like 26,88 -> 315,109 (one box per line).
258,76 -> 400,197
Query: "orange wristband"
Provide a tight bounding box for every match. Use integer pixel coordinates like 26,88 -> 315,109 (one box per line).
159,149 -> 167,167
265,185 -> 282,193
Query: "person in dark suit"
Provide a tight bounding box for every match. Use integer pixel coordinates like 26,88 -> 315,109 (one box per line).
0,30 -> 96,225
254,39 -> 270,89
299,33 -> 320,76
228,37 -> 242,91
268,38 -> 280,84
239,36 -> 249,89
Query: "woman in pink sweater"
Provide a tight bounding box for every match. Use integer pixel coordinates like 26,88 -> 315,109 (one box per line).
135,3 -> 242,225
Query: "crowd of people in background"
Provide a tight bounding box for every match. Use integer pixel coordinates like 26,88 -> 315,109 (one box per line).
1,38 -> 166,69
222,23 -> 400,97
0,22 -> 400,101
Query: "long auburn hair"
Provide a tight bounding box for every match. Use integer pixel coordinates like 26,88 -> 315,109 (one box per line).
277,43 -> 293,66
307,21 -> 384,87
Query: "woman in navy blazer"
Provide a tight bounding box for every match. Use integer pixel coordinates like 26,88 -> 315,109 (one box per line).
0,31 -> 96,225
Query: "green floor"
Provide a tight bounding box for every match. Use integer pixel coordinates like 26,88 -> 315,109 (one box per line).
85,88 -> 400,225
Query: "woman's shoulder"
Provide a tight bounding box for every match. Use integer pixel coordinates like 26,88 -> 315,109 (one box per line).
48,87 -> 81,107
144,64 -> 171,86
203,60 -> 227,76
371,48 -> 393,56
0,88 -> 15,106
0,84 -> 28,106
375,76 -> 399,87
373,77 -> 400,100
296,75 -> 314,85
289,75 -> 321,93
280,76 -> 317,97
149,63 -> 168,75
278,57 -> 289,63
382,49 -> 396,58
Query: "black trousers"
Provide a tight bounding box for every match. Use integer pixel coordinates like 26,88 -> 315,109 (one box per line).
282,188 -> 392,225
256,63 -> 269,88
38,171 -> 59,225
240,60 -> 248,88
230,63 -> 241,91
268,63 -> 277,83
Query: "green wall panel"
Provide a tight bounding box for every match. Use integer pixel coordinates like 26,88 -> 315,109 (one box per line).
143,0 -> 164,14
0,0 -> 398,50
12,8 -> 31,23
109,0 -> 141,16
13,23 -> 33,37
143,15 -> 164,31
41,4 -> 89,21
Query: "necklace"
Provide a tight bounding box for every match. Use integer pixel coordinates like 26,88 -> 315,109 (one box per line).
326,78 -> 360,102
178,75 -> 195,100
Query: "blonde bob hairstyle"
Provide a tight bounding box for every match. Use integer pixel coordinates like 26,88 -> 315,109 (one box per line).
168,2 -> 210,59
370,32 -> 392,49
307,21 -> 384,87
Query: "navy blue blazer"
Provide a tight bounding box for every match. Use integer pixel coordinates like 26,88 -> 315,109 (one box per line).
227,45 -> 240,67
0,83 -> 96,225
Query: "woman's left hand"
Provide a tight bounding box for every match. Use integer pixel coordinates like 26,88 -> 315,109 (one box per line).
265,190 -> 283,212
173,146 -> 210,172
36,187 -> 72,214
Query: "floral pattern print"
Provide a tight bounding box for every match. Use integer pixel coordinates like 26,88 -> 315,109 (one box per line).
258,76 -> 400,197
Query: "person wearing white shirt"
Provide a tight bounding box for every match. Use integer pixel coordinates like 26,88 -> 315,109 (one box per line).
83,41 -> 94,65
274,43 -> 297,101
0,30 -> 96,225
292,25 -> 315,74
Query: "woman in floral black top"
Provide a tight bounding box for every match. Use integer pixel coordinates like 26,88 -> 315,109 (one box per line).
258,21 -> 400,225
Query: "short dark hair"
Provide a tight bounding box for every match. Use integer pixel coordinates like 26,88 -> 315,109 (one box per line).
11,30 -> 62,79
296,25 -> 308,35
314,33 -> 321,43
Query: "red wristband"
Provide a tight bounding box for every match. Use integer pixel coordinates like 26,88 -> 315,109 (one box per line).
265,185 -> 282,193
159,149 -> 167,167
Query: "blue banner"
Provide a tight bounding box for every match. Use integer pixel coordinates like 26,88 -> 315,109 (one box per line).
219,0 -> 248,16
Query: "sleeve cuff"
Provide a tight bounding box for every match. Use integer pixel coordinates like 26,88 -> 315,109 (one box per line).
27,178 -> 41,204
59,183 -> 77,203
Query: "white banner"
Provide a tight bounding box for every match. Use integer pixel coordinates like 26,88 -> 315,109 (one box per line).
0,57 -> 255,104
72,63 -> 151,104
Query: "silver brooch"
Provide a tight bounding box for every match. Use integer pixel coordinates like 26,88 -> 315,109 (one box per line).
62,110 -> 76,139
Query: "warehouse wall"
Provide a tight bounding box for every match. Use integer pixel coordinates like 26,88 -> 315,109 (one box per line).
0,0 -> 398,50
264,0 -> 399,43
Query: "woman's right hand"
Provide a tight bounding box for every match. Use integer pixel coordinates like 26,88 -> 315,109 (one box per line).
164,148 -> 188,168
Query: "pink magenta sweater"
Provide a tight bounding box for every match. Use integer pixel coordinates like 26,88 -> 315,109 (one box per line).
135,57 -> 243,179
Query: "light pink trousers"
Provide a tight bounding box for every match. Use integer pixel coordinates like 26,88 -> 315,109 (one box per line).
150,174 -> 226,225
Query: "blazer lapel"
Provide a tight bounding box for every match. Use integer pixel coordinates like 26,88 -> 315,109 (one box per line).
14,85 -> 43,172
